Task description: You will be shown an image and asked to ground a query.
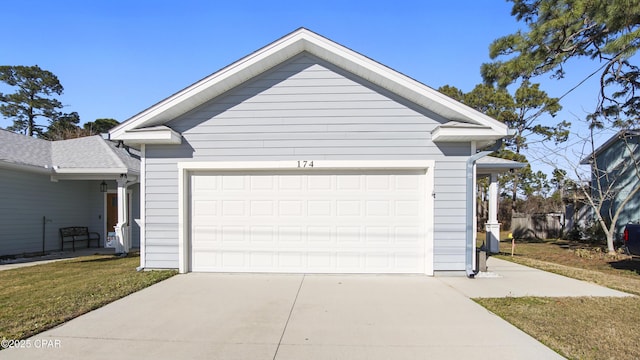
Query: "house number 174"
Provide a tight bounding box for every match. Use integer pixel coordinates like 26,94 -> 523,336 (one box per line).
297,161 -> 314,168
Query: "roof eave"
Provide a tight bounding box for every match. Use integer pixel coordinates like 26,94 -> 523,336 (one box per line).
51,169 -> 139,182
580,129 -> 640,164
53,167 -> 129,174
431,125 -> 508,143
110,28 -> 509,137
477,163 -> 527,175
0,161 -> 53,175
111,126 -> 182,146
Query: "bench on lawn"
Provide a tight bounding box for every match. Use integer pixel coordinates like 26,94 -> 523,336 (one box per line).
59,227 -> 101,251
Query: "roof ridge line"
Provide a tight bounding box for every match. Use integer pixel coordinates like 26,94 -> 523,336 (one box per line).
95,136 -> 128,170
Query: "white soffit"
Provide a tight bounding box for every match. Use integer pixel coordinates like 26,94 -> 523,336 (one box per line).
431,123 -> 505,142
110,28 -> 508,140
116,126 -> 182,145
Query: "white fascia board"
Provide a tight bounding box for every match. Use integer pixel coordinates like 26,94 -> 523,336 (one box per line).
53,167 -> 128,174
178,160 -> 434,172
112,126 -> 182,145
111,29 -> 508,138
299,34 -> 509,131
431,126 -> 505,143
0,161 -> 52,175
110,35 -> 306,139
51,173 -> 139,181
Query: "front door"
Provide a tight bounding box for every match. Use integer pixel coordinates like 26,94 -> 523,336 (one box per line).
106,192 -> 131,248
106,193 -> 118,234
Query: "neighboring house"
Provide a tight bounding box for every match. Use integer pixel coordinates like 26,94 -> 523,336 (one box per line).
580,129 -> 640,237
0,129 -> 140,256
109,28 -> 519,276
564,188 -> 591,235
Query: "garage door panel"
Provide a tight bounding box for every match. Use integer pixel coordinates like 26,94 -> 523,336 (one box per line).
250,176 -> 274,190
278,226 -> 303,245
249,200 -> 273,216
337,200 -> 360,216
308,251 -> 333,270
249,226 -> 274,244
190,171 -> 428,273
279,176 -> 303,190
366,200 -> 390,216
250,252 -> 275,268
222,176 -> 245,190
279,200 -> 303,216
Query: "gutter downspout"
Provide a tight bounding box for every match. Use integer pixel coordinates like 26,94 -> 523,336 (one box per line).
465,140 -> 502,278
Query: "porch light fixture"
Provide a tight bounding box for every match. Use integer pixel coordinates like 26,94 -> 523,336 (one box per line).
100,181 -> 108,193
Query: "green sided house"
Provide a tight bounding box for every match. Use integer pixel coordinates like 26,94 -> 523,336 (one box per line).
109,28 -> 521,276
580,129 -> 640,236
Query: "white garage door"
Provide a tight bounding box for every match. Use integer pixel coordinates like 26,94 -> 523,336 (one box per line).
189,169 -> 428,273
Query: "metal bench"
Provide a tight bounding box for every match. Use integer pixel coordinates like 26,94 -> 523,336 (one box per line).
59,227 -> 100,251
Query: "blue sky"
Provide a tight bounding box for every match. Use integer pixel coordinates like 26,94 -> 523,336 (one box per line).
0,0 -> 618,177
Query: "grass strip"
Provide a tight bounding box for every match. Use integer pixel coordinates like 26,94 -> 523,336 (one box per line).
479,240 -> 640,360
0,254 -> 176,341
495,255 -> 640,296
475,296 -> 640,360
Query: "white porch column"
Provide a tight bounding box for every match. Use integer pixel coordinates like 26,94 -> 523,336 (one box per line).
486,172 -> 501,254
114,174 -> 129,254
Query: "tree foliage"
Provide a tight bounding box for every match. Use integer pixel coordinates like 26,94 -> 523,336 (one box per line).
439,82 -> 567,205
44,117 -> 119,140
42,112 -> 82,140
83,118 -> 119,135
0,65 -> 120,140
482,0 -> 640,126
0,65 -> 68,137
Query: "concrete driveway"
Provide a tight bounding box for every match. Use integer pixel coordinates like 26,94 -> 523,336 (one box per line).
0,269 -> 573,360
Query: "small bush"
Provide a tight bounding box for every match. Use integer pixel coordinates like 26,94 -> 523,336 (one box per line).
582,221 -> 607,244
565,225 -> 583,241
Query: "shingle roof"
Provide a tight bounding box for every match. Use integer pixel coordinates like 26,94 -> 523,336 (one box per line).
0,129 -> 139,174
0,129 -> 51,169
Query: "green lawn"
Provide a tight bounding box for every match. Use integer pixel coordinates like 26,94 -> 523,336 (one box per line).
0,253 -> 176,341
476,239 -> 640,360
3,239 -> 640,359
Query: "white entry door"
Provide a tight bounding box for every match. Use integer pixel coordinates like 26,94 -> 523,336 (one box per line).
189,169 -> 429,273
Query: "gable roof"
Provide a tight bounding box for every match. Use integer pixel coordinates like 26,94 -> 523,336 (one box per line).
579,129 -> 640,165
0,129 -> 139,178
110,28 -> 510,146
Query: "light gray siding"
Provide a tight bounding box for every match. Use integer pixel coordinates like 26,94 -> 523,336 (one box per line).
0,169 -> 140,256
143,53 -> 471,270
1,170 -> 96,255
432,161 -> 468,270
